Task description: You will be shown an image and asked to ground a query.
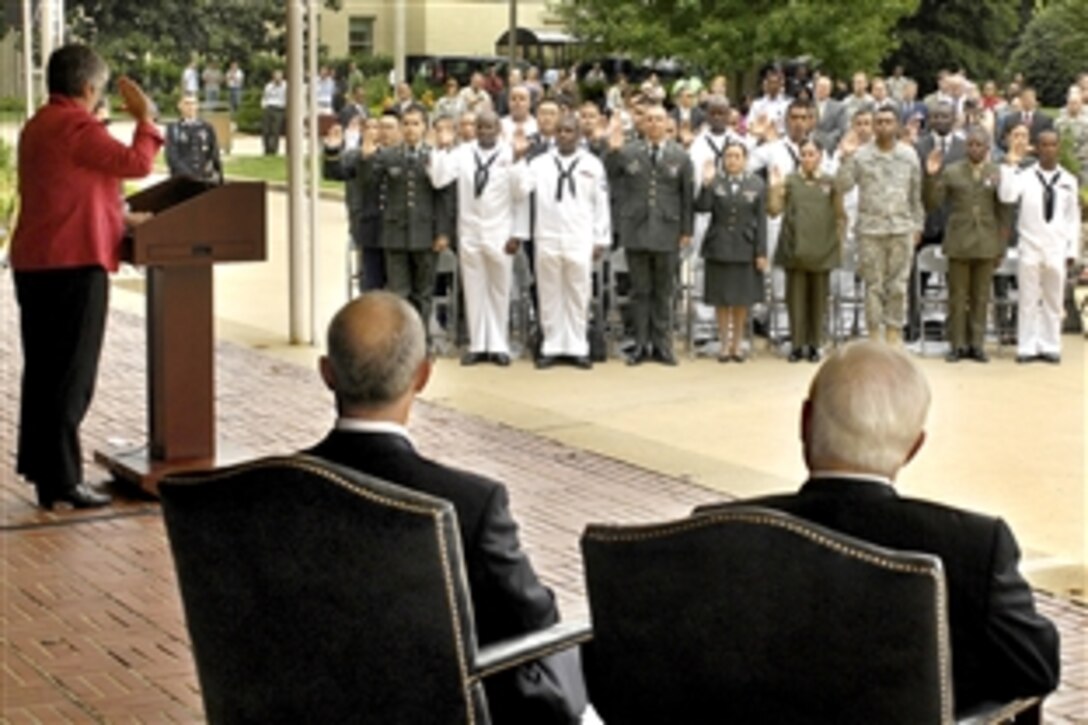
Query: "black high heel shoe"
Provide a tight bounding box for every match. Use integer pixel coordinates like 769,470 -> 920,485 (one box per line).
37,483 -> 112,511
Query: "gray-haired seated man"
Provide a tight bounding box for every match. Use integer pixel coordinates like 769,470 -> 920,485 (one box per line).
698,341 -> 1059,715
307,292 -> 586,723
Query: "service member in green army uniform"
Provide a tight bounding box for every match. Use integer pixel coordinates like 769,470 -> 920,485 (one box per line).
923,126 -> 1011,363
606,104 -> 694,365
695,143 -> 768,363
360,105 -> 451,331
769,138 -> 845,362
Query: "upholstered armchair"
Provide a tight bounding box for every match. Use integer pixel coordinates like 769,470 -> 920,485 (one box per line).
160,454 -> 590,724
581,506 -> 1040,725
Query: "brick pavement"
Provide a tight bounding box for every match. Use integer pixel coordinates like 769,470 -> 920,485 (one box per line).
1,276 -> 1085,722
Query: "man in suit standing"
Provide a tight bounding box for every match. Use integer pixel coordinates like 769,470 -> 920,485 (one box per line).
309,292 -> 586,724
607,104 -> 694,365
923,127 -> 1011,362
812,76 -> 847,153
697,341 -> 1060,715
1000,87 -> 1054,149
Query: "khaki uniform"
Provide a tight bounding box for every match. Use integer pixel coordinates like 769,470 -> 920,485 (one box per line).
837,141 -> 924,333
771,173 -> 844,349
924,160 -> 1011,350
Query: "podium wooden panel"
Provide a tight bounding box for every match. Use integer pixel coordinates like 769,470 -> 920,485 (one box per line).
95,178 -> 266,494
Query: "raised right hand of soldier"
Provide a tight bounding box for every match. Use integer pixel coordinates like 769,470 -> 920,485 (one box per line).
607,116 -> 625,152
117,76 -> 153,123
702,159 -> 717,185
361,124 -> 379,157
838,130 -> 859,158
769,165 -> 784,187
325,123 -> 344,148
925,147 -> 943,176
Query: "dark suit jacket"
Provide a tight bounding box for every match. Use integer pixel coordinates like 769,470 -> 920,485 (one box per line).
915,133 -> 967,239
697,477 -> 1060,714
1000,111 -> 1055,148
308,429 -> 581,723
670,105 -> 705,132
813,98 -> 848,152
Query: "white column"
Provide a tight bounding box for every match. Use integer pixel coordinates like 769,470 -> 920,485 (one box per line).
307,0 -> 320,339
394,0 -> 406,84
287,0 -> 311,344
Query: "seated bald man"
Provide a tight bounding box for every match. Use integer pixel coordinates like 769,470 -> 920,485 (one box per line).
698,341 -> 1059,714
307,292 -> 585,724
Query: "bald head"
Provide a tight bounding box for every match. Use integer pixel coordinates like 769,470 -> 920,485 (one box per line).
804,341 -> 930,480
322,292 -> 427,412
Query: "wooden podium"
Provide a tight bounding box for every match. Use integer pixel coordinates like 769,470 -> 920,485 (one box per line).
95,178 -> 267,494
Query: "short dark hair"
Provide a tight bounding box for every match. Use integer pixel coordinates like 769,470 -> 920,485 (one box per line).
47,44 -> 109,98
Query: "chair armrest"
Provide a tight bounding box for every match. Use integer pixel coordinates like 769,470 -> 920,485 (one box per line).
956,697 -> 1041,725
473,619 -> 593,680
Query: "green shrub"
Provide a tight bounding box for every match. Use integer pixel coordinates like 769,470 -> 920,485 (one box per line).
0,96 -> 26,113
235,88 -> 265,134
1007,0 -> 1088,107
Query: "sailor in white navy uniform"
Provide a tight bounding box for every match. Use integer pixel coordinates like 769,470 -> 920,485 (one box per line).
998,129 -> 1082,363
513,114 -> 611,369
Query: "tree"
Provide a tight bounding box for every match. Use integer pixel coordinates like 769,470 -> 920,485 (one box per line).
1007,0 -> 1088,107
553,0 -> 919,81
881,0 -> 1020,93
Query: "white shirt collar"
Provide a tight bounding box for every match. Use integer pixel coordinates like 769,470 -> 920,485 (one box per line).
335,418 -> 413,443
809,470 -> 894,487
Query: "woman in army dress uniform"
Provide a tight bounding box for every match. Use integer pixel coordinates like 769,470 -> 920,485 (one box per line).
768,138 -> 845,362
695,143 -> 768,362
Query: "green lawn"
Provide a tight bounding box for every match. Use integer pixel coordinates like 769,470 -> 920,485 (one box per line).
222,154 -> 341,192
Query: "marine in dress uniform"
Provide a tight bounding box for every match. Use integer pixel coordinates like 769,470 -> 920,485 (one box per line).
430,111 -> 520,366
769,139 -> 845,362
360,107 -> 452,333
165,95 -> 222,183
998,130 -> 1082,363
923,127 -> 1011,362
514,115 -> 611,369
606,105 -> 693,365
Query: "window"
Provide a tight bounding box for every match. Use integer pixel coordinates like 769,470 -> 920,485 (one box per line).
349,17 -> 375,57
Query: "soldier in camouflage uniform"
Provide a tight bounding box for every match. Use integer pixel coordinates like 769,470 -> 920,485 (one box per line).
1055,88 -> 1088,187
836,105 -> 924,345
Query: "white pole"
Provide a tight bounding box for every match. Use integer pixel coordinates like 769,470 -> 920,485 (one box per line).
394,0 -> 406,84
56,0 -> 65,45
22,0 -> 34,112
287,0 -> 311,344
306,0 -> 320,338
40,0 -> 54,100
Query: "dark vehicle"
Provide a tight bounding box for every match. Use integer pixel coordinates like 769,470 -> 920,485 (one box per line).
407,55 -> 523,87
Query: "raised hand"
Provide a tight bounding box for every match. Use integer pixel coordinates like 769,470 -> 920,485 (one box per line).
769,164 -> 784,187
838,130 -> 859,158
117,76 -> 153,122
433,235 -> 450,253
925,146 -> 943,176
512,127 -> 529,159
702,159 -> 717,185
325,123 -> 344,148
608,116 -> 625,152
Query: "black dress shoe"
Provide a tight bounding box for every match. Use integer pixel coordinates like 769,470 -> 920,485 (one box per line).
37,483 -> 112,511
945,348 -> 963,363
491,353 -> 511,367
460,352 -> 485,366
1039,352 -> 1061,364
534,355 -> 556,370
968,347 -> 989,363
731,352 -> 747,363
788,348 -> 804,363
626,349 -> 646,366
806,346 -> 820,363
717,353 -> 732,363
1016,354 -> 1038,364
572,355 -> 593,370
653,348 -> 678,366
